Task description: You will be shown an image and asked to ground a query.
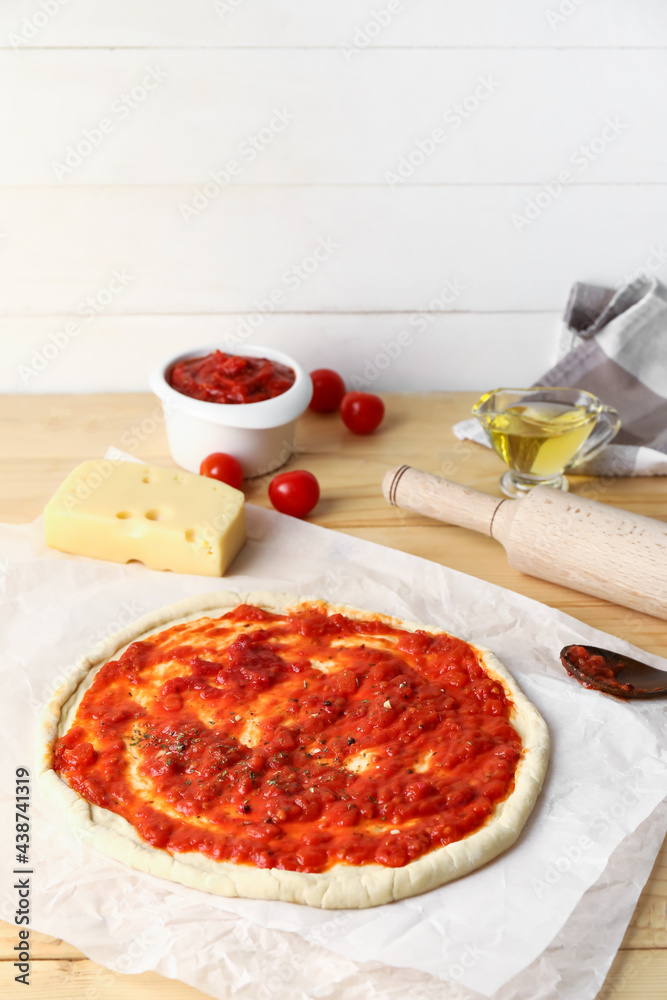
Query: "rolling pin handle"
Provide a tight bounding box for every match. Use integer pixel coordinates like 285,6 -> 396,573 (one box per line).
382,465 -> 511,538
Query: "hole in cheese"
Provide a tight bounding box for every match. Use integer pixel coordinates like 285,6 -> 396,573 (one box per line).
184,529 -> 196,543
145,509 -> 168,521
116,511 -> 132,519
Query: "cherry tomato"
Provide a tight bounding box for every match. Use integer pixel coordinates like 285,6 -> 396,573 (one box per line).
199,452 -> 244,490
309,369 -> 346,413
268,470 -> 320,518
340,392 -> 385,434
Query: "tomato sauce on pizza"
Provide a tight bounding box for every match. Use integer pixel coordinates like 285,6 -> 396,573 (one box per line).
53,604 -> 522,873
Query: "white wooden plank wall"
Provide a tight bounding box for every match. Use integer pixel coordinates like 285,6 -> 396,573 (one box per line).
0,1 -> 665,393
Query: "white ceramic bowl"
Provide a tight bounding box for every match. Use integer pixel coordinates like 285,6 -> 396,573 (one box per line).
150,344 -> 313,478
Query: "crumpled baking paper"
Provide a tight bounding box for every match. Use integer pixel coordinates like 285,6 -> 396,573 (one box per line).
1,497 -> 666,1000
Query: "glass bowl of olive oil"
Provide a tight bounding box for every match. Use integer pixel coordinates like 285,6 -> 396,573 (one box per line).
472,387 -> 620,497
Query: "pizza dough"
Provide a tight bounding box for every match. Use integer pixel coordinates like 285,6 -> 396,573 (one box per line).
37,592 -> 550,909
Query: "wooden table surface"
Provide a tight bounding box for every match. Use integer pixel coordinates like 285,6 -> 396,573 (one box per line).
1,392 -> 665,1000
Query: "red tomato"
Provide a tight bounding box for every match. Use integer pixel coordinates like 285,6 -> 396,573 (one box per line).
199,453 -> 244,490
340,392 -> 385,434
309,369 -> 346,413
268,470 -> 320,518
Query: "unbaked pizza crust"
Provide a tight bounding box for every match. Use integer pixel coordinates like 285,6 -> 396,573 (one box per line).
37,591 -> 550,909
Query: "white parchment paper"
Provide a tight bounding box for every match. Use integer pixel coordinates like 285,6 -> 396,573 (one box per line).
1,500 -> 666,1000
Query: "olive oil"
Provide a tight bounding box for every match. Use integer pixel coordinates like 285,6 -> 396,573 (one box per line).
481,401 -> 596,478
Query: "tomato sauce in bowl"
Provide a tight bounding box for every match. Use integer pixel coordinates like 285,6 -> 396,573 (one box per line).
169,350 -> 296,405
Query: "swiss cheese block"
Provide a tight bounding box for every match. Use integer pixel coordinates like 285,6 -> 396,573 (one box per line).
44,460 -> 245,576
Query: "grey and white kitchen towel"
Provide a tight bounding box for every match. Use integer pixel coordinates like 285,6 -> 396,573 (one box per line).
453,276 -> 667,475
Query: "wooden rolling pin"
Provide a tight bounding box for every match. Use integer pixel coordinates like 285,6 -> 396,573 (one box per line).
383,464 -> 667,620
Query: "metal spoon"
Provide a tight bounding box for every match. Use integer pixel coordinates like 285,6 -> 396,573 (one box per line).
560,644 -> 667,699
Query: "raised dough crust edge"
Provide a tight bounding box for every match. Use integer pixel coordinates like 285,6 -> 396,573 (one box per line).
36,590 -> 550,909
